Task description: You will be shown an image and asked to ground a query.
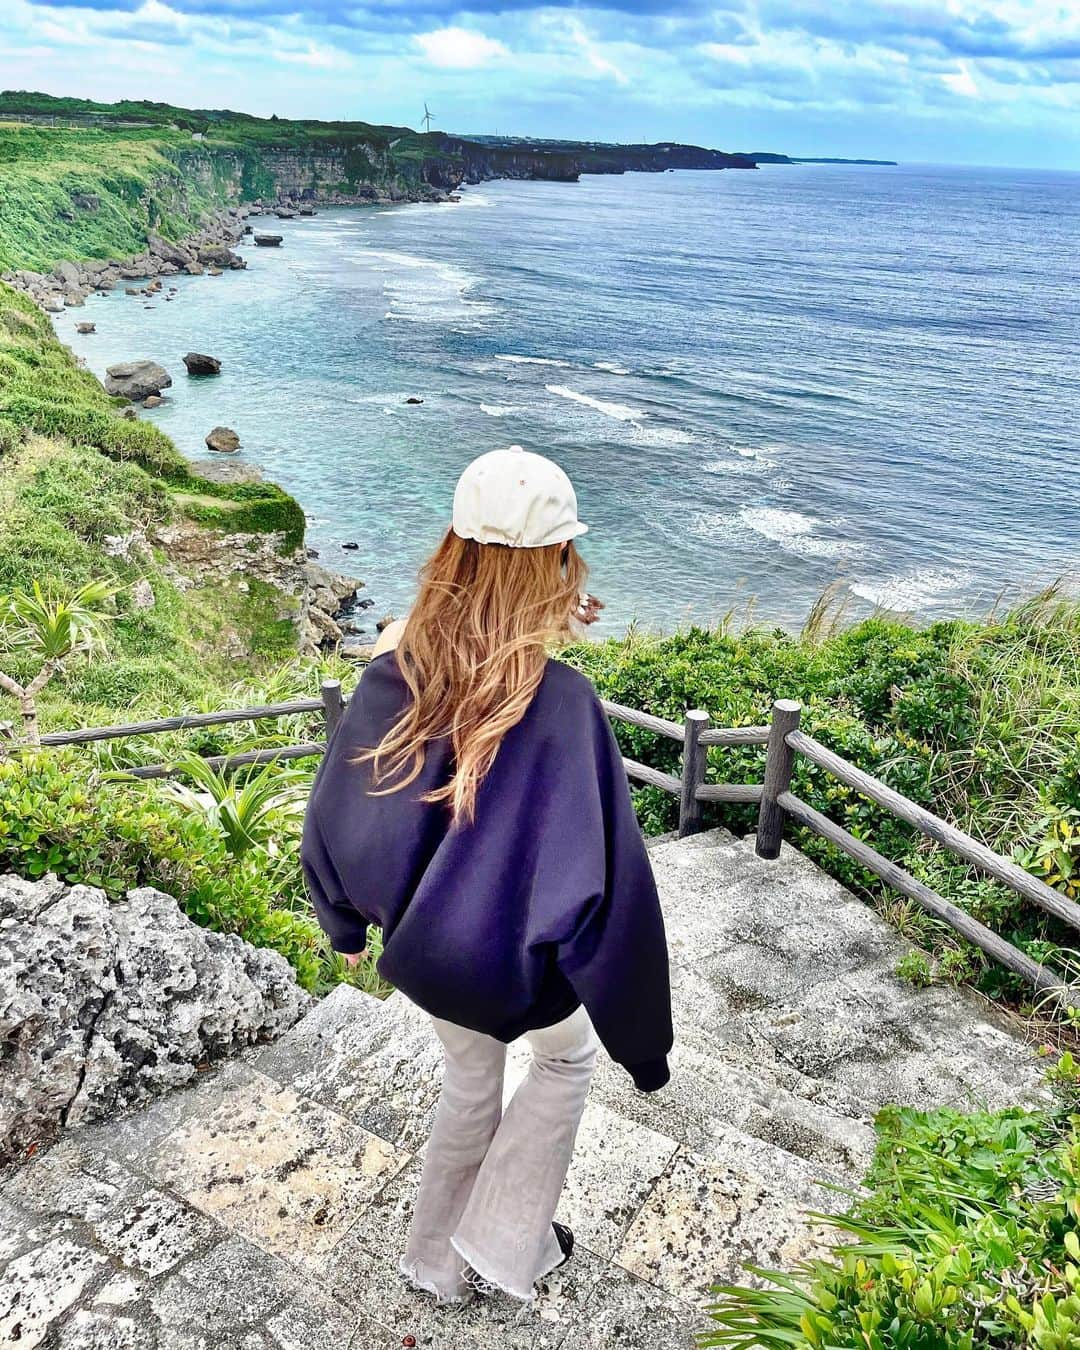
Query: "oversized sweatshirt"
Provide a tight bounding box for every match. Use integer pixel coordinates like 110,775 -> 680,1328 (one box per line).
300,652 -> 673,1092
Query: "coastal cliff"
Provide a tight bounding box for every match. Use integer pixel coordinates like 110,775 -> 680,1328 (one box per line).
0,91 -> 761,273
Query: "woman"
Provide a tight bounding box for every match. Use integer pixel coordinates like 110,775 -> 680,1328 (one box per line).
301,445 -> 672,1305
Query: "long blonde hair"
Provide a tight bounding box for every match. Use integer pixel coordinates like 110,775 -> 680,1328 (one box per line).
356,528 -> 588,822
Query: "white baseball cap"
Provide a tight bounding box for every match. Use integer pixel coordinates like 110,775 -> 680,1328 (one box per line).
452,446 -> 588,549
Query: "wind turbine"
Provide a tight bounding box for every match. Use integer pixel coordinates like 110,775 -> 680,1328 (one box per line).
421,102 -> 435,132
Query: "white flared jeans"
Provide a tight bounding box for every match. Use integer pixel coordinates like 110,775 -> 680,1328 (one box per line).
400,1004 -> 599,1302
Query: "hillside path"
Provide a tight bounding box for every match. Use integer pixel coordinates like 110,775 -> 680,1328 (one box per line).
0,830 -> 1047,1349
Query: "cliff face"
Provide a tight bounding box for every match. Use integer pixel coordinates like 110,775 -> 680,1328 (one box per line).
442,138 -> 757,185
172,144 -> 461,207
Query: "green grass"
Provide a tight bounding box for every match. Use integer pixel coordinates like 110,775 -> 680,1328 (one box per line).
0,279 -> 310,721
0,93 -> 459,274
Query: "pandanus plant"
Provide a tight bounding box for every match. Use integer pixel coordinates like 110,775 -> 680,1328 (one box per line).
161,753 -> 311,859
0,579 -> 115,745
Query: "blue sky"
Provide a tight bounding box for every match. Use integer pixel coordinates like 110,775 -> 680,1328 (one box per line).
4,1 -> 1079,167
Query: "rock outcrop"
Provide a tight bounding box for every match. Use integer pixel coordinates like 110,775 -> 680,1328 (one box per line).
0,874 -> 311,1162
1,206 -> 250,313
205,426 -> 240,453
183,352 -> 221,375
103,361 -> 172,401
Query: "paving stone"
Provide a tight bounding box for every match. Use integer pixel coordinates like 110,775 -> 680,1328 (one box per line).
265,1289 -> 393,1350
558,1259 -> 701,1349
1,1138 -> 133,1224
92,1275 -> 145,1307
321,1214 -> 606,1350
0,828 -> 1046,1350
55,1308 -> 158,1349
146,1068 -> 410,1264
93,1188 -> 219,1277
0,1236 -> 105,1348
148,1234 -> 300,1331
255,987 -> 442,1152
615,1133 -> 846,1306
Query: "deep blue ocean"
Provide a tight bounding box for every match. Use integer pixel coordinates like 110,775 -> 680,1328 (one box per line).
55,163 -> 1080,634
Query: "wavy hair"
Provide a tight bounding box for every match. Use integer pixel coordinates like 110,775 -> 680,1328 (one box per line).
355,528 -> 587,822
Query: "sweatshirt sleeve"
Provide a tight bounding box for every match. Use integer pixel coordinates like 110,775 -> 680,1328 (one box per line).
301,809 -> 373,954
552,695 -> 673,1092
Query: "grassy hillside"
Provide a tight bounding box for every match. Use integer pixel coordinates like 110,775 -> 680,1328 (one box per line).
0,91 -> 455,273
0,281 -> 307,723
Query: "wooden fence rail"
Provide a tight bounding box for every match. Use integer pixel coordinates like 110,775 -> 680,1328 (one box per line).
7,678 -> 1076,1006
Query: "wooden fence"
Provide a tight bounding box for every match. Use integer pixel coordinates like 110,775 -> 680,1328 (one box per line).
19,678 -> 1078,1006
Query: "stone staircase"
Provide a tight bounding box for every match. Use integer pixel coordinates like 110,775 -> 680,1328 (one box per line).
0,831 -> 1048,1349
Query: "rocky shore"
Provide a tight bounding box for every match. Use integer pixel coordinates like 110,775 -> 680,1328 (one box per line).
2,202 -> 380,660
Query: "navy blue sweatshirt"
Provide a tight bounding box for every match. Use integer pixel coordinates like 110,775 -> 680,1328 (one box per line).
301,653 -> 673,1092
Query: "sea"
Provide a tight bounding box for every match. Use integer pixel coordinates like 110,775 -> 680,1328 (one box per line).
53,162 -> 1080,636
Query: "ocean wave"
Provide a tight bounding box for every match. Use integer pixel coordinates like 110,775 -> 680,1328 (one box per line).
850,567 -> 971,610
740,507 -> 862,559
691,505 -> 862,558
545,384 -> 644,422
593,361 -> 630,375
479,403 -> 521,417
631,424 -> 694,446
348,247 -> 491,324
495,354 -> 573,368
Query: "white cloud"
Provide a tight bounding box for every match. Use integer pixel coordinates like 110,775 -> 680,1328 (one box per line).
942,61 -> 980,97
413,26 -> 508,70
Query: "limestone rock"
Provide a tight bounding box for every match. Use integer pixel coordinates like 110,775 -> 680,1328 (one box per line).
0,875 -> 311,1161
75,322 -> 96,334
104,361 -> 172,402
254,234 -> 283,247
131,579 -> 155,610
183,353 -> 221,376
205,426 -> 240,454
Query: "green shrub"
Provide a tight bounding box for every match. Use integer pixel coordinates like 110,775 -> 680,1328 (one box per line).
704,1081 -> 1080,1348
567,605 -> 1080,1004
0,751 -> 324,989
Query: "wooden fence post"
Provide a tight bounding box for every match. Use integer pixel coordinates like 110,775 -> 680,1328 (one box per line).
755,699 -> 801,859
320,679 -> 343,742
678,709 -> 711,838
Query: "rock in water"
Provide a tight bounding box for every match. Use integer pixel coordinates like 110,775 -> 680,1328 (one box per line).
103,360 -> 172,401
75,322 -> 95,334
0,874 -> 311,1160
405,396 -> 424,405
142,394 -> 164,408
183,352 -> 222,376
254,234 -> 283,247
206,426 -> 241,453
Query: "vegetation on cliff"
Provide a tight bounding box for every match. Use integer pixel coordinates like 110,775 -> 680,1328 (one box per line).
0,281 -> 305,722
0,94 -> 455,273
566,601 -> 1080,1008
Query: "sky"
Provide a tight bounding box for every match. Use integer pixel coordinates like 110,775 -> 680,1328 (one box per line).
4,1 -> 1079,168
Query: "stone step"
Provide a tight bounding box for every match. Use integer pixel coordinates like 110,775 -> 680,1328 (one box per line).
0,828 -> 1048,1349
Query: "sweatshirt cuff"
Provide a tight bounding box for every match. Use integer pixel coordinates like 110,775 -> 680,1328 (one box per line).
627,1057 -> 670,1093
328,924 -> 370,956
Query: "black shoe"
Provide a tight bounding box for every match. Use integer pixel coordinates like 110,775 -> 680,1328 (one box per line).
552,1222 -> 574,1268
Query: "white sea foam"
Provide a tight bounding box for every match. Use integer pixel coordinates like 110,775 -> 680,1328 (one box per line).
495,354 -> 573,368
545,384 -> 644,422
631,424 -> 695,446
740,507 -> 862,559
349,247 -> 491,324
850,567 -> 971,610
479,403 -> 521,417
593,361 -> 630,375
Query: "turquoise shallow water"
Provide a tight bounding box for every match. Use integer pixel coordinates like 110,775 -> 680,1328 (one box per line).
55,163 -> 1080,635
